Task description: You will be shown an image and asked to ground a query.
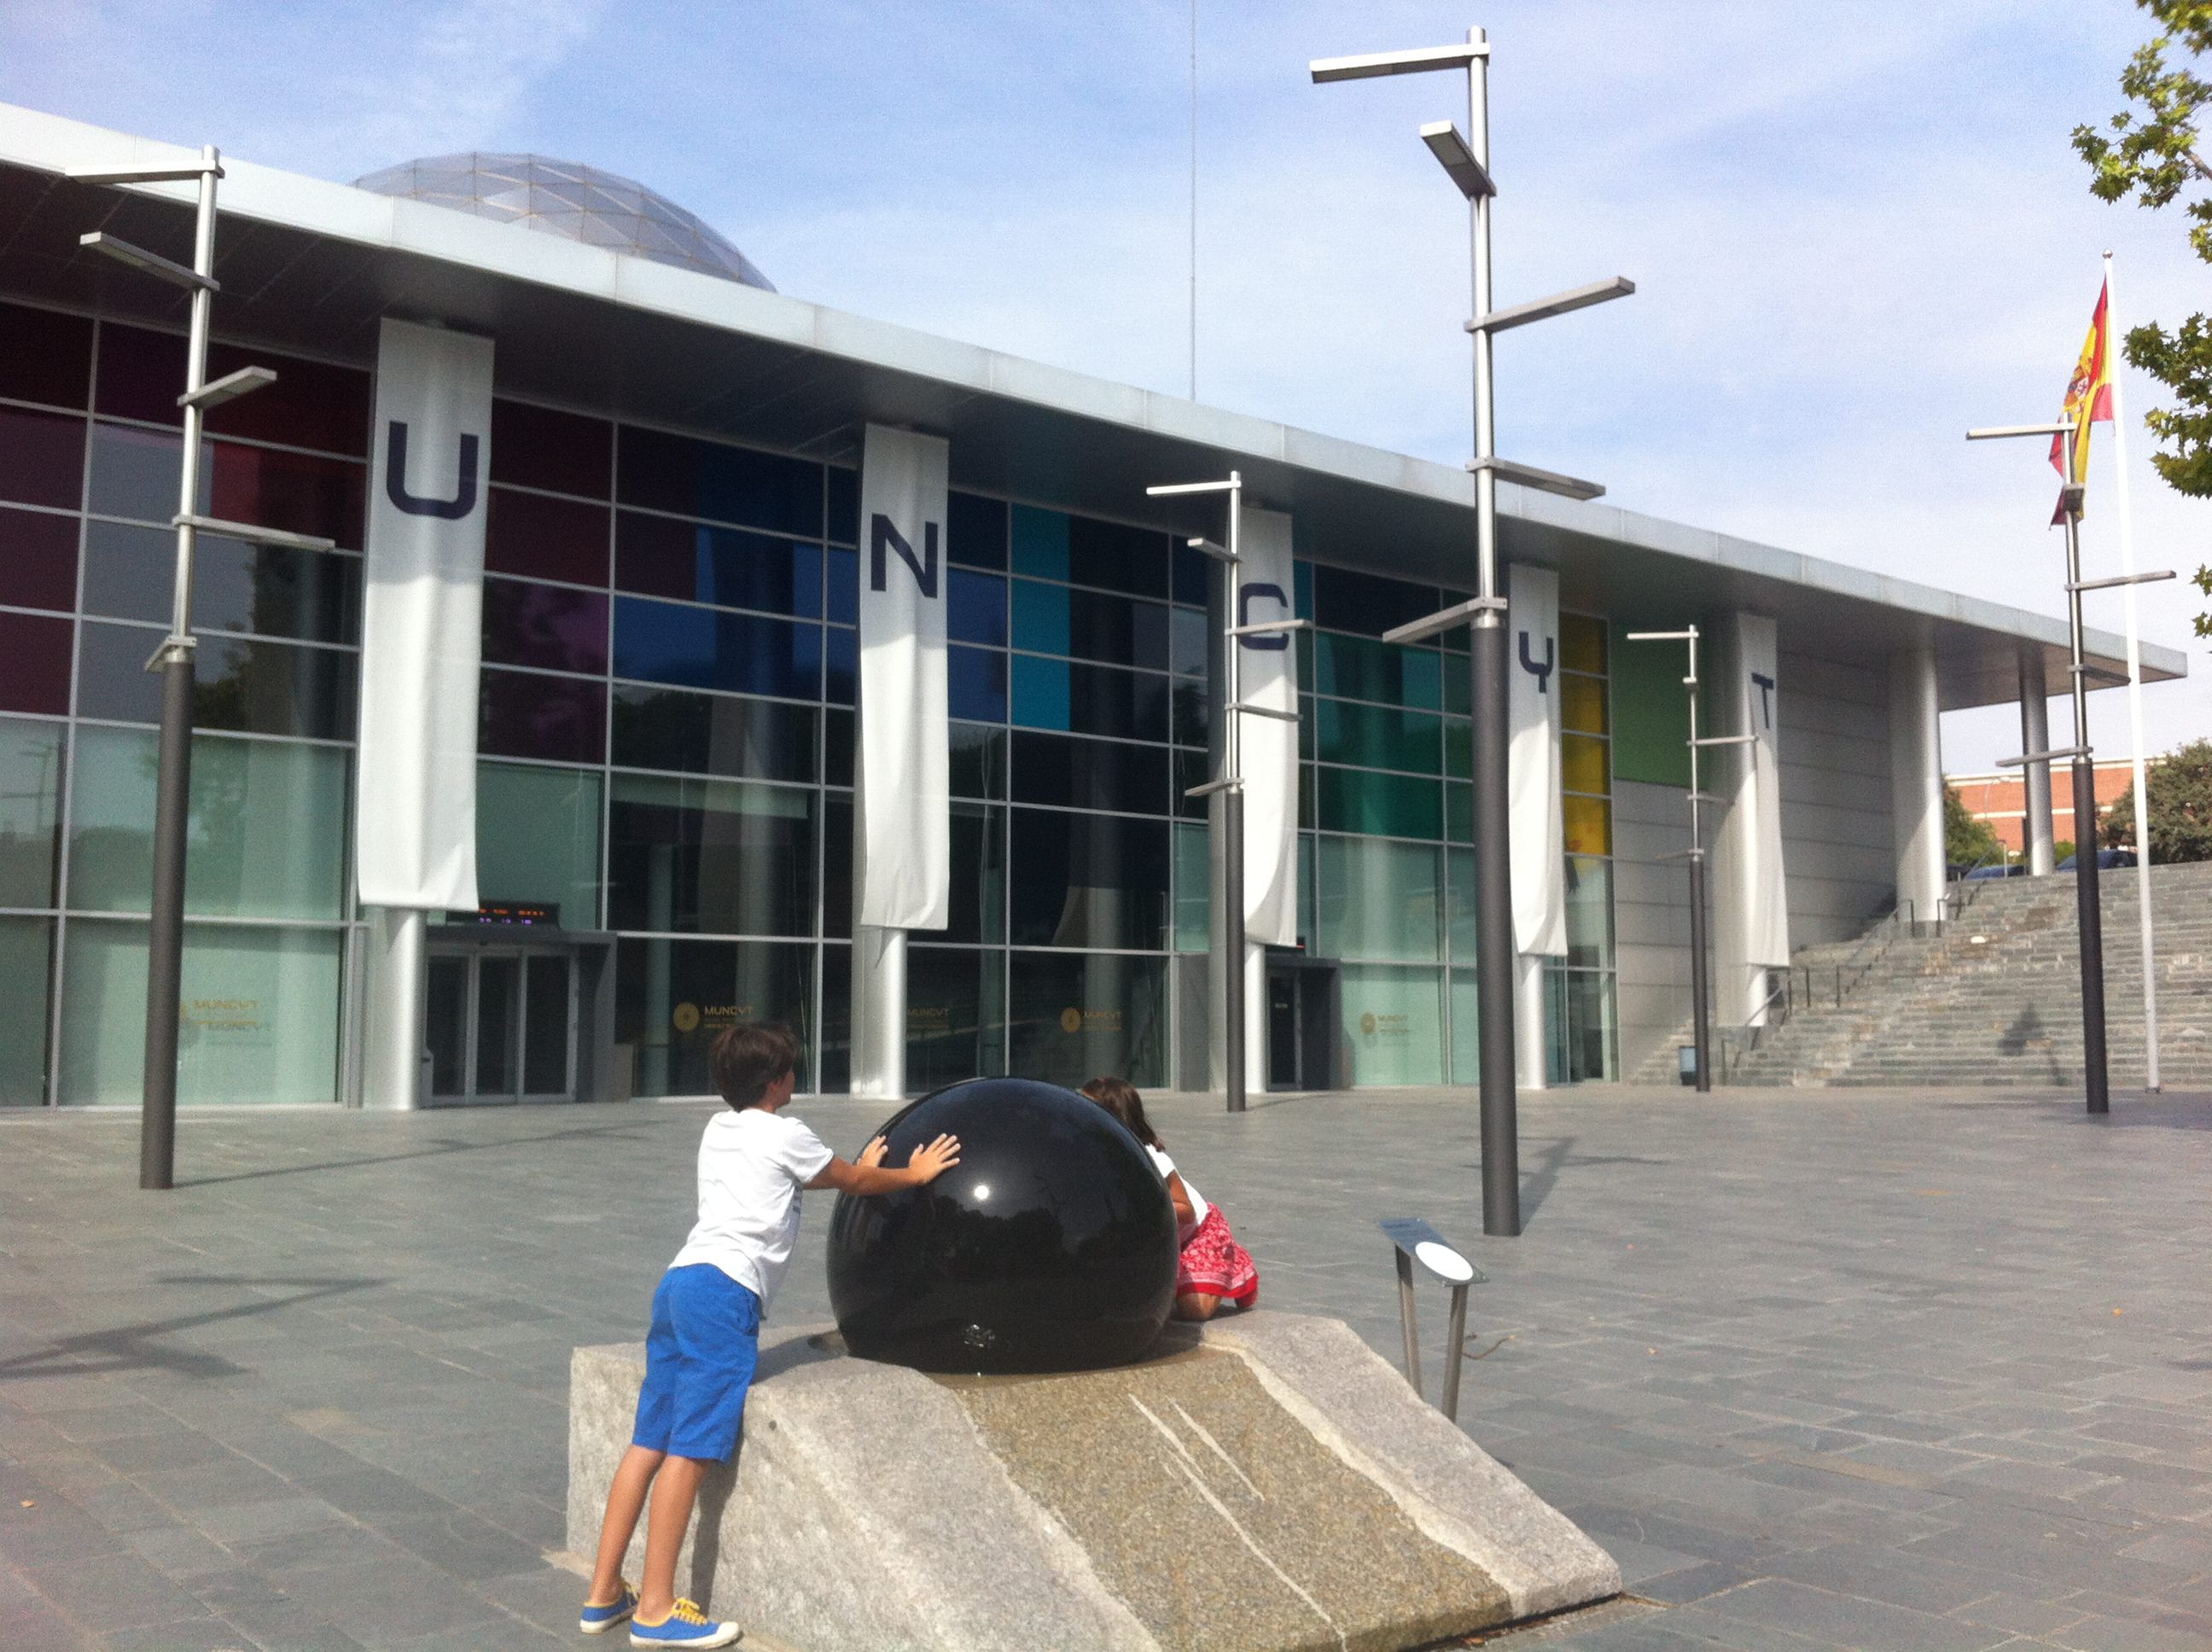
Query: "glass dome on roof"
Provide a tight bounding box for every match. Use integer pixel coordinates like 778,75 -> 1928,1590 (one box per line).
353,153 -> 774,291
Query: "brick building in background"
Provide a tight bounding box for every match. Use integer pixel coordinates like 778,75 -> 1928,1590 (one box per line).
1951,759 -> 2140,856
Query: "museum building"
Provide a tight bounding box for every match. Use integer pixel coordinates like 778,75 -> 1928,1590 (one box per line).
0,108 -> 2186,1109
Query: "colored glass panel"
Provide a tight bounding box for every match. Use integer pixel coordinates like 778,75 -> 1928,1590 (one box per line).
951,645 -> 1009,724
473,761 -> 602,926
612,596 -> 820,700
1010,655 -> 1168,743
75,624 -> 354,739
1610,619 -> 1691,787
1,612 -> 72,717
1172,539 -> 1208,608
0,916 -> 50,1103
1316,836 -> 1441,963
1068,515 -> 1171,599
96,325 -> 370,456
479,666 -> 605,764
948,568 -> 1007,648
1010,504 -> 1069,582
1008,807 -> 1169,951
1562,732 -> 1610,797
1312,699 -> 1441,774
1315,766 -> 1441,840
0,507 -> 79,613
1010,730 -> 1169,816
83,521 -> 360,644
948,492 -> 1008,569
482,577 -> 608,674
1173,821 -> 1208,954
485,487 -> 610,586
1561,672 -> 1608,736
491,399 -> 613,497
0,406 -> 85,510
1338,963 -> 1445,1086
614,510 -> 822,618
611,684 -> 817,783
826,625 -> 855,706
0,302 -> 92,409
1561,611 -> 1607,675
0,717 -> 62,907
1313,631 -> 1442,710
615,426 -> 823,538
1310,563 -> 1441,639
1563,794 -> 1613,856
827,466 -> 859,546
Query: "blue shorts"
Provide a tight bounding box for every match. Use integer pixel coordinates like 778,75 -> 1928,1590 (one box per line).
632,1264 -> 762,1463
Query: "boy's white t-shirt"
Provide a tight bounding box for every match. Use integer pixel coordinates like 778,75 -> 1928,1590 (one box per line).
1144,1143 -> 1210,1232
668,1108 -> 835,1309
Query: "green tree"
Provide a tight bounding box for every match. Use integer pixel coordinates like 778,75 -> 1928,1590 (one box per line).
2074,0 -> 2212,629
2100,737 -> 2212,861
1945,782 -> 2007,868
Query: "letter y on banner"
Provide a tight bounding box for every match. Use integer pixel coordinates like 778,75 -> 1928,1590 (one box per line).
855,426 -> 950,930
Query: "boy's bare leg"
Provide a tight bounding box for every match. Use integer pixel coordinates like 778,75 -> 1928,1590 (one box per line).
637,1454 -> 711,1621
1174,1292 -> 1223,1322
589,1444 -> 665,1605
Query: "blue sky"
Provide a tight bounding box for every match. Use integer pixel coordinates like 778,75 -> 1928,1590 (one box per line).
7,0 -> 2208,769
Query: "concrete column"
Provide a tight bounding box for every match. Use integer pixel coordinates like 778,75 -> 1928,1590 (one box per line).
2017,647 -> 2056,875
1888,643 -> 1947,920
362,906 -> 426,1110
1513,954 -> 1548,1090
848,926 -> 906,1098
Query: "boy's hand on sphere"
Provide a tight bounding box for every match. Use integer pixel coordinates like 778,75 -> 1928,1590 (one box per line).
908,1133 -> 962,1184
857,1136 -> 889,1169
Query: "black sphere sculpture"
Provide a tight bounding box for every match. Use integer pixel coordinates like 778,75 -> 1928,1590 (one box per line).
827,1077 -> 1179,1373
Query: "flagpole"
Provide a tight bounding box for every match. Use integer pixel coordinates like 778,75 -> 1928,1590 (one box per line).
2103,250 -> 2161,1093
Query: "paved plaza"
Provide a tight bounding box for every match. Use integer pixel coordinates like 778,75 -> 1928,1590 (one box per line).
1,1084 -> 2209,1652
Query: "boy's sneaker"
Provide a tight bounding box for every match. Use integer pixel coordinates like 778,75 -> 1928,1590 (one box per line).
579,1581 -> 637,1634
629,1598 -> 741,1648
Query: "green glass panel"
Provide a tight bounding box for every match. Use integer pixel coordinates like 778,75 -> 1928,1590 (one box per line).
1316,767 -> 1441,840
1447,781 -> 1473,845
1442,656 -> 1471,716
1561,672 -> 1608,736
1339,963 -> 1444,1086
1313,632 -> 1441,710
1010,504 -> 1070,582
1447,846 -> 1479,963
1564,794 -> 1612,856
1316,835 -> 1441,962
68,727 -> 346,919
1563,732 -> 1610,797
1610,619 -> 1691,787
0,916 -> 51,1103
59,918 -> 341,1104
1450,967 -> 1481,1085
1010,578 -> 1071,656
1565,856 -> 1615,969
1173,820 -> 1209,953
473,761 -> 602,928
0,716 -> 62,907
1312,699 -> 1441,774
1293,559 -> 1313,620
1443,716 -> 1471,780
1561,612 -> 1607,674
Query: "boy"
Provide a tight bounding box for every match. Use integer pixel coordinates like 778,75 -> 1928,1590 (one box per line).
580,1023 -> 959,1646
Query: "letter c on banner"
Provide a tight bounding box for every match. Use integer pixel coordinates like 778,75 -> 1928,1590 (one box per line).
385,422 -> 480,521
1238,581 -> 1289,650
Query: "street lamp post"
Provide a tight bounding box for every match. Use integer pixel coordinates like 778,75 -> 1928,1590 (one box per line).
1624,627 -> 1757,1092
1969,419 -> 2174,1116
1316,26 -> 1630,1236
68,149 -> 335,1184
1146,474 -> 1309,1114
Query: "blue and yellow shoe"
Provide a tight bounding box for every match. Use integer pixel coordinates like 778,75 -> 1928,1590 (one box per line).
628,1598 -> 741,1647
579,1581 -> 637,1635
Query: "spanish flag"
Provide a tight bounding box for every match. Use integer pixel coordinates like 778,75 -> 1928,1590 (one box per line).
2051,277 -> 2114,523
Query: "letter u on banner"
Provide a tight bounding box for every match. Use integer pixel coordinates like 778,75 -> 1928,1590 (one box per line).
355,319 -> 493,911
1507,564 -> 1567,956
1238,508 -> 1298,947
855,426 -> 950,931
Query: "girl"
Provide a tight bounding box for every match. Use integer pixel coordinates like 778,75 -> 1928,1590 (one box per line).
1080,1076 -> 1257,1321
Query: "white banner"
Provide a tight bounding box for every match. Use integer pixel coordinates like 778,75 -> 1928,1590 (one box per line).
1508,564 -> 1567,957
855,425 -> 950,931
1237,508 -> 1299,948
1713,611 -> 1790,1021
355,319 -> 492,911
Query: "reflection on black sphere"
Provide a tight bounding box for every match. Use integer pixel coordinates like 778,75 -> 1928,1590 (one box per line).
826,1078 -> 1179,1373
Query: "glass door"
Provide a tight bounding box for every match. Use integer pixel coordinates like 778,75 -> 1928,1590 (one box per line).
422,948 -> 576,1104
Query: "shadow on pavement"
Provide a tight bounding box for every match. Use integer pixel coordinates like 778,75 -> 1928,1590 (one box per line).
174,1120 -> 654,1189
0,1274 -> 387,1383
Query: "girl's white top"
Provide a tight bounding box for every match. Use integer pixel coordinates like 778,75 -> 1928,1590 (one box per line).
1144,1143 -> 1210,1233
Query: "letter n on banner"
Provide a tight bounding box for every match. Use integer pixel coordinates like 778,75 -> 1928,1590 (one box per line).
1238,508 -> 1298,947
855,426 -> 950,930
1507,564 -> 1567,957
356,319 -> 493,911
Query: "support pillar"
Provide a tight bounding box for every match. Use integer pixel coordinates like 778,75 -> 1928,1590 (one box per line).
1888,643 -> 1947,922
363,907 -> 426,1110
1512,955 -> 1547,1090
2017,648 -> 2056,875
849,927 -> 907,1099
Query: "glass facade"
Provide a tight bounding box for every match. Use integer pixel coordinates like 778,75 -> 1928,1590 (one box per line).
0,294 -> 1619,1103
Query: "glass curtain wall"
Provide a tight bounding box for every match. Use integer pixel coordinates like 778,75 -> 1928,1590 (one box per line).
0,299 -> 365,1104
1551,610 -> 1618,1080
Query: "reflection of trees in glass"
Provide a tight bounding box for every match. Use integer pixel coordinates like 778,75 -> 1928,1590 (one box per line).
0,727 -> 62,907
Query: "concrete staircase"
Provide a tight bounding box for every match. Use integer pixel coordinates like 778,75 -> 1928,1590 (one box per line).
1626,862 -> 2212,1089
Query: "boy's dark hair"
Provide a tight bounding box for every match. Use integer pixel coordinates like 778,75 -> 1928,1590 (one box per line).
708,1023 -> 800,1110
1080,1075 -> 1159,1149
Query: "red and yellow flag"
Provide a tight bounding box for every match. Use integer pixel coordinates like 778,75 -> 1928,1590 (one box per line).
2050,277 -> 2114,522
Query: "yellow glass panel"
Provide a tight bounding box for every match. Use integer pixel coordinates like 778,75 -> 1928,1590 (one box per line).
1563,794 -> 1612,856
1562,733 -> 1610,797
1560,612 -> 1607,675
1560,672 -> 1608,736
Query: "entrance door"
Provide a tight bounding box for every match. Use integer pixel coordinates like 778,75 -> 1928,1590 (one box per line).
425,948 -> 577,1103
1267,969 -> 1301,1091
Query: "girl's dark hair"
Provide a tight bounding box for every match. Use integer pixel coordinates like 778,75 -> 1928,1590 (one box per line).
708,1023 -> 799,1109
1080,1075 -> 1159,1149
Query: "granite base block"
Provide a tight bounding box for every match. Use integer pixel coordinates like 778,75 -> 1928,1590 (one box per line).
568,1309 -> 1620,1652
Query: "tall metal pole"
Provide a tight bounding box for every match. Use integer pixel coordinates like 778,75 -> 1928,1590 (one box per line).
1683,631 -> 1713,1093
2058,439 -> 2110,1116
1463,26 -> 1519,1236
1223,474 -> 1246,1114
140,147 -> 221,1190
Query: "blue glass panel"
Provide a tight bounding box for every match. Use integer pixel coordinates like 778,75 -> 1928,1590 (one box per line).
1011,656 -> 1167,743
950,645 -> 1008,723
614,512 -> 821,618
825,625 -> 856,706
1010,654 -> 1068,732
615,426 -> 824,538
949,492 -> 1008,569
1173,539 -> 1209,608
1067,516 -> 1170,598
950,569 -> 1008,649
826,546 -> 857,626
1010,579 -> 1068,656
612,596 -> 820,700
1010,504 -> 1068,582
827,466 -> 859,546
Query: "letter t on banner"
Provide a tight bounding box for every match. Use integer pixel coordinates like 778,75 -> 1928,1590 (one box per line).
850,425 -> 951,1097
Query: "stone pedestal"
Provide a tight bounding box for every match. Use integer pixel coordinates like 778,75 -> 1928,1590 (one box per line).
568,1310 -> 1619,1652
